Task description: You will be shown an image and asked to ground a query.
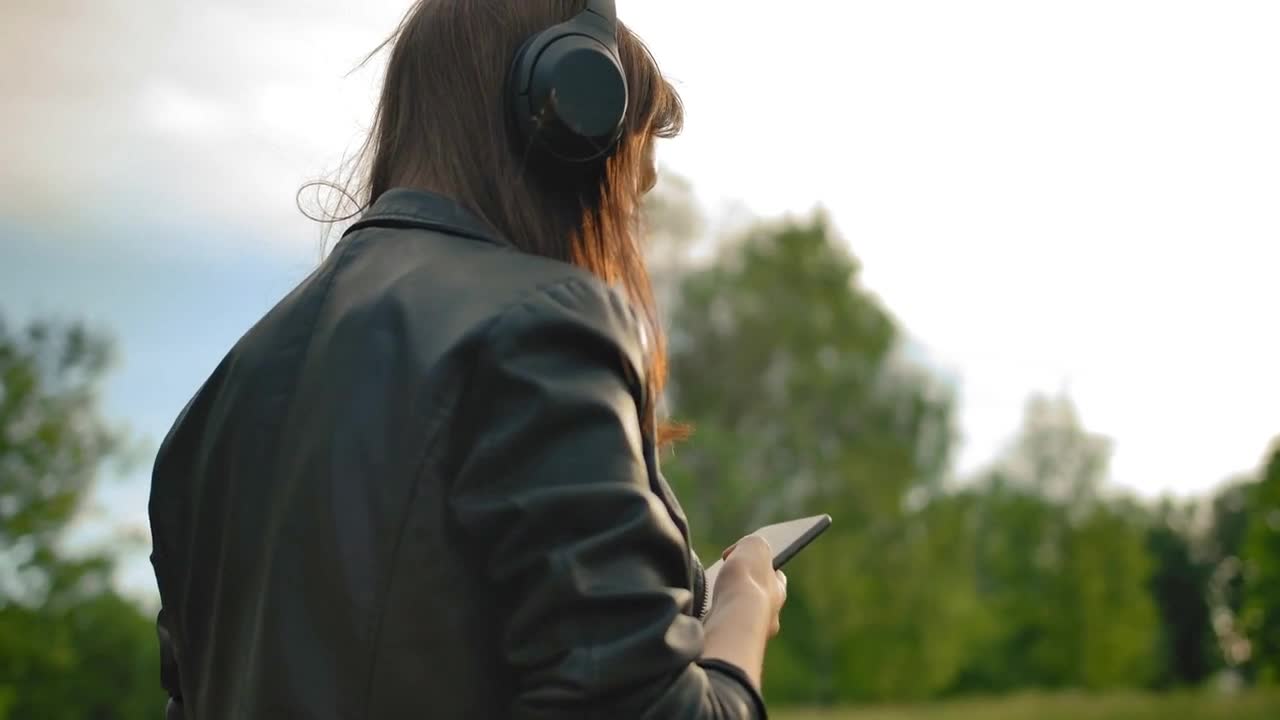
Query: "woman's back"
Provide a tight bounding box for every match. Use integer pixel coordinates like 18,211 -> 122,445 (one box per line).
150,189 -> 767,718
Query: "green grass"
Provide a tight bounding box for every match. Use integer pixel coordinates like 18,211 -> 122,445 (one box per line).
777,689 -> 1280,720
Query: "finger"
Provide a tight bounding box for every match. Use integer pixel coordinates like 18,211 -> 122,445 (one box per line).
776,570 -> 788,597
737,534 -> 773,557
721,542 -> 738,560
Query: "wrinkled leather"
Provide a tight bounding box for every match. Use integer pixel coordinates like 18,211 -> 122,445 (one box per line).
148,188 -> 765,719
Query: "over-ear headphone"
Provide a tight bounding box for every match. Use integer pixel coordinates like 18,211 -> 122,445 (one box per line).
506,0 -> 628,166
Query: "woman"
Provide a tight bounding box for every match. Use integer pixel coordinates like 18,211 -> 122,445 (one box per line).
148,1 -> 786,717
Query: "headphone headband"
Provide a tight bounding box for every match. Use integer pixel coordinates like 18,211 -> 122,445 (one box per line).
584,0 -> 617,22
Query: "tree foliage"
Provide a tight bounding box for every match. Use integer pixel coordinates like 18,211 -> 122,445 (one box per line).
651,184 -> 1199,703
0,316 -> 163,719
661,211 -> 973,702
1244,441 -> 1280,683
959,396 -> 1159,692
1145,499 -> 1215,687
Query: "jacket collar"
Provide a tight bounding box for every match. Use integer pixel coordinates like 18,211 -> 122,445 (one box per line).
343,187 -> 507,247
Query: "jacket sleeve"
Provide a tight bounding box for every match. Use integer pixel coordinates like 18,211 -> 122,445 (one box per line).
156,607 -> 185,720
449,278 -> 767,720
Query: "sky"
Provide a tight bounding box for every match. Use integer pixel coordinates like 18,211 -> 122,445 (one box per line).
2,0 -> 1279,595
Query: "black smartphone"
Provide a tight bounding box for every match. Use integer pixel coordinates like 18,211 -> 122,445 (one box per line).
702,514 -> 832,603
753,514 -> 833,569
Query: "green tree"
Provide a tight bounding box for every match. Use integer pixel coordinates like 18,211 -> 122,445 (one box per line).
1145,499 -> 1214,687
661,212 -> 970,703
1244,440 -> 1280,683
959,395 -> 1158,692
0,316 -> 163,719
1206,478 -> 1254,678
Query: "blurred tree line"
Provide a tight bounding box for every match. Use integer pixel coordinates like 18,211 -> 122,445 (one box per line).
0,174 -> 1278,714
645,174 -> 1280,704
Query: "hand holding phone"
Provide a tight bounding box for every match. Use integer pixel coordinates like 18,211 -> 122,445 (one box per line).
702,514 -> 831,608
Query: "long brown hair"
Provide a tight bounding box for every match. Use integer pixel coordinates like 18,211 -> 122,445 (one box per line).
319,0 -> 684,441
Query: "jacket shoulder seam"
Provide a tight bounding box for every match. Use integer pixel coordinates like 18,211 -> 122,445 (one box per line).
481,275 -> 644,376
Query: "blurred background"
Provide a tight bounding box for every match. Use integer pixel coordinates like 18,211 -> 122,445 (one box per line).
2,0 -> 1279,717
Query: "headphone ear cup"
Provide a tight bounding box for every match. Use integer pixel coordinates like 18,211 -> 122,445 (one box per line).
527,35 -> 627,162
506,11 -> 628,165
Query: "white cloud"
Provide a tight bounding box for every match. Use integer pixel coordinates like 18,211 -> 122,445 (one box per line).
139,84 -> 236,139
1,0 -> 401,254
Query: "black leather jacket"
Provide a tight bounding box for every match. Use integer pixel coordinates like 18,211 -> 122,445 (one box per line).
148,188 -> 765,719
